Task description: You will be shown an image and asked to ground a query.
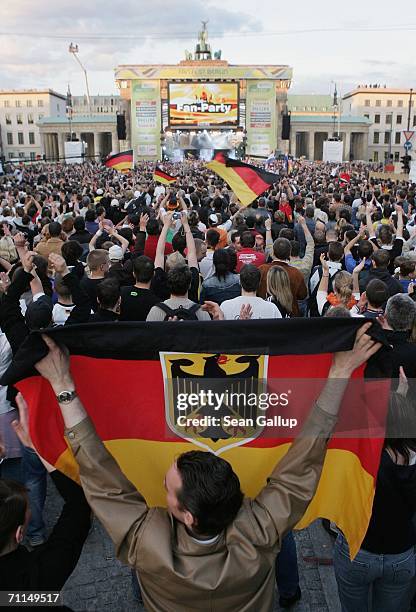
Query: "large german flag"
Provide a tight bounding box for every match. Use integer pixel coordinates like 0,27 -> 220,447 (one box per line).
207,153 -> 279,207
153,166 -> 176,185
104,149 -> 134,172
3,319 -> 391,558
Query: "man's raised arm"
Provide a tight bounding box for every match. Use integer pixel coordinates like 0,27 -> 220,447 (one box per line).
252,323 -> 381,543
34,335 -> 149,563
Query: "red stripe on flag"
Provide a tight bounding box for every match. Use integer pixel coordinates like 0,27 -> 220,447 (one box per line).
231,166 -> 273,196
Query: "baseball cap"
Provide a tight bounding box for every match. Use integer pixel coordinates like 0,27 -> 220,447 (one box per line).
108,245 -> 123,261
209,213 -> 219,226
134,190 -> 141,198
25,296 -> 52,330
111,198 -> 119,207
96,188 -> 103,195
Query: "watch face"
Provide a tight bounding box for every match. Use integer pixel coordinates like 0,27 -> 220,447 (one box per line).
58,391 -> 74,402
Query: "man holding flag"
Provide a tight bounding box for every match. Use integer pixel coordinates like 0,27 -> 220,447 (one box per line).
30,326 -> 380,612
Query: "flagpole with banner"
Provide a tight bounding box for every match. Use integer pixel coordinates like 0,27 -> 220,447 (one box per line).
104,149 -> 134,173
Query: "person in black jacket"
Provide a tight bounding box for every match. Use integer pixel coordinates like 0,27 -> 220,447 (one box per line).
359,250 -> 403,298
333,368 -> 416,612
0,393 -> 91,592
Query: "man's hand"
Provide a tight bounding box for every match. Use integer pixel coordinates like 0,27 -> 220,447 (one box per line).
239,303 -> 253,320
13,232 -> 27,249
265,217 -> 272,232
35,335 -> 73,393
320,252 -> 329,274
11,393 -> 35,450
202,301 -> 224,320
0,272 -> 10,294
180,210 -> 189,229
139,212 -> 149,232
49,253 -> 69,276
162,211 -> 174,227
330,322 -> 382,377
353,258 -> 366,274
21,251 -> 34,274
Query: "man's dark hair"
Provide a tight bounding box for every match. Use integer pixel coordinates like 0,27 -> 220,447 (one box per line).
213,249 -> 231,280
290,240 -> 300,257
357,240 -> 374,259
85,210 -> 96,222
379,225 -> 393,245
328,241 -> 344,262
278,228 -> 294,241
176,451 -> 243,536
96,279 -> 120,310
206,229 -> 220,249
167,265 -> 192,296
241,231 -> 255,249
172,231 -> 186,255
73,216 -> 86,232
273,238 -> 291,261
0,480 -> 28,552
366,279 -> 388,308
245,216 -> 256,229
240,264 -> 261,292
132,255 -> 154,283
62,240 -> 83,264
48,221 -> 61,238
146,218 -> 160,236
372,249 -> 390,269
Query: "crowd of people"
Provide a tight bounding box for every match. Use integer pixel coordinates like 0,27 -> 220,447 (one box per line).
0,156 -> 415,611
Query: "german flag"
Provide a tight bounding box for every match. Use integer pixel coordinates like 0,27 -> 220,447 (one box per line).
153,166 -> 176,185
3,318 -> 391,558
104,149 -> 134,172
207,153 -> 279,207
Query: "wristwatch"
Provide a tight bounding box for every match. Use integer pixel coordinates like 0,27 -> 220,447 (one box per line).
56,389 -> 78,404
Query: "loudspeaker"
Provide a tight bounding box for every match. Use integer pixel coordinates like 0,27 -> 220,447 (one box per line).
116,114 -> 126,140
281,114 -> 291,140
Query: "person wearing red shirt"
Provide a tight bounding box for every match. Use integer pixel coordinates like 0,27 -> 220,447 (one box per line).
143,218 -> 173,261
236,231 -> 266,273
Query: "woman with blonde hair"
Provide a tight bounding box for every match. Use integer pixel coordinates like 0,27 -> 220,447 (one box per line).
266,265 -> 293,318
316,254 -> 361,316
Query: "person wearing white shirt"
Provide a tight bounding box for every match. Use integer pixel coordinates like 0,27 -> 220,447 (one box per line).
220,264 -> 281,320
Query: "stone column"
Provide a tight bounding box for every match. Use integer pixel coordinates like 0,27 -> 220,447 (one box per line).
111,130 -> 120,153
94,133 -> 102,160
58,131 -> 65,161
343,131 -> 351,161
289,131 -> 297,157
40,132 -> 47,159
308,131 -> 315,161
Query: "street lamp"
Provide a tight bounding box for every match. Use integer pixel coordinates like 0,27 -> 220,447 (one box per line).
69,43 -> 92,113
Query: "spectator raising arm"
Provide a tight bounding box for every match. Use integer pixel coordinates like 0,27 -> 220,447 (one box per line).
180,211 -> 197,269
108,226 -> 129,256
154,212 -> 173,270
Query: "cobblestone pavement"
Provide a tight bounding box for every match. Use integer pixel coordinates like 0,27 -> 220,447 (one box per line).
43,475 -> 341,612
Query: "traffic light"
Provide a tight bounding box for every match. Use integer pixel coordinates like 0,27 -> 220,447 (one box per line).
401,155 -> 411,173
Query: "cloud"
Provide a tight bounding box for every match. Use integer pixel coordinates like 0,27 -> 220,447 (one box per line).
0,0 -> 262,93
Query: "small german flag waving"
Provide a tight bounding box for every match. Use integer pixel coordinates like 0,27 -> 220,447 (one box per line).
207,153 -> 279,207
153,166 -> 176,185
104,149 -> 134,172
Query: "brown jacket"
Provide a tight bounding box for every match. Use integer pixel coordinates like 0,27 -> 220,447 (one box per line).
34,237 -> 64,259
258,260 -> 307,316
66,405 -> 337,612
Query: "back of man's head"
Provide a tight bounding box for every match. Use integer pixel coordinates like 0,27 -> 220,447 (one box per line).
73,216 -> 86,232
314,229 -> 326,245
176,451 -> 243,536
167,265 -> 192,296
379,225 -> 393,245
240,264 -> 261,293
273,238 -> 291,261
54,274 -> 72,300
96,279 -> 120,310
133,255 -> 154,284
241,231 -> 255,249
206,229 -> 220,249
372,249 -> 390,269
87,249 -> 109,273
366,279 -> 388,308
358,240 -> 374,260
305,205 -> 315,219
146,218 -> 160,236
279,228 -> 294,241
0,479 -> 27,553
385,294 -> 416,331
48,221 -> 61,238
328,241 -> 344,262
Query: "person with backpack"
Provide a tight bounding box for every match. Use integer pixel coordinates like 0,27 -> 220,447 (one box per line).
146,265 -> 211,321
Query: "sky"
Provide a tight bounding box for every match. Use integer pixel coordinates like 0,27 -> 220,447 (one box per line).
0,0 -> 415,98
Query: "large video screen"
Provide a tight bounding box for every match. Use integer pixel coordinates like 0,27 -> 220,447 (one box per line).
168,82 -> 239,128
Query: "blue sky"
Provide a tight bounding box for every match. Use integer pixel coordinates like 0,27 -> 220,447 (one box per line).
0,0 -> 415,97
